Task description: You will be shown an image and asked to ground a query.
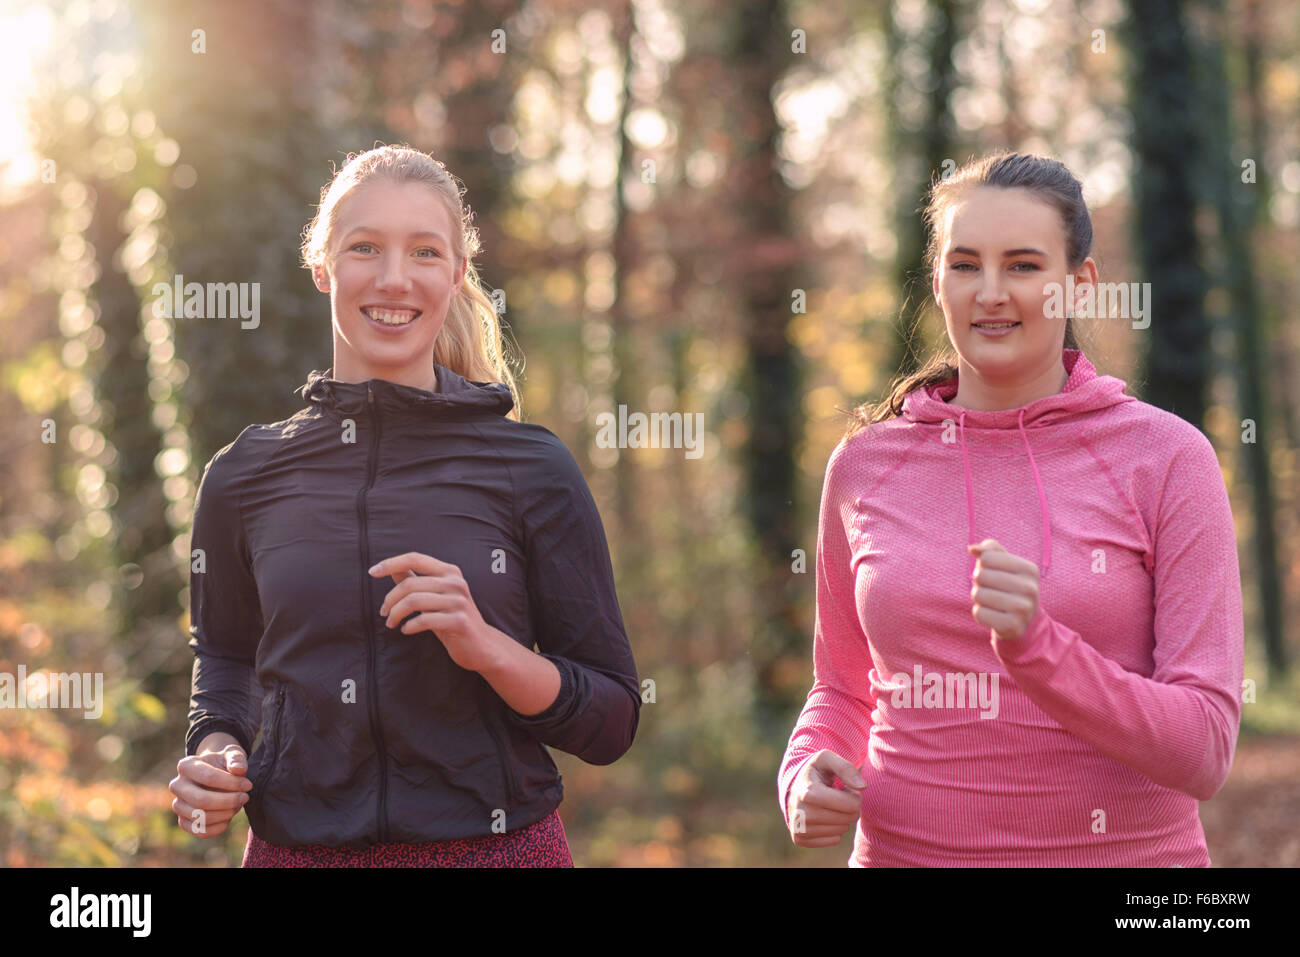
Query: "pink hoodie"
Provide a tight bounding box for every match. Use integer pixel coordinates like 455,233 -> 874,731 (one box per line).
779,348 -> 1244,866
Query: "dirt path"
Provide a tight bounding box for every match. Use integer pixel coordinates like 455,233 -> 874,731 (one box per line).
1200,734 -> 1300,867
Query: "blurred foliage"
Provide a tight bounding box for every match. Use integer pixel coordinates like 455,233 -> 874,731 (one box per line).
0,0 -> 1296,868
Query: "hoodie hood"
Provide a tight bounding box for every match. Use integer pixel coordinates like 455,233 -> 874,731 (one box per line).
297,363 -> 515,421
901,348 -> 1135,577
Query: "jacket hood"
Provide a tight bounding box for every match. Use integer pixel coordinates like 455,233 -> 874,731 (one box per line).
900,348 -> 1135,577
297,363 -> 515,420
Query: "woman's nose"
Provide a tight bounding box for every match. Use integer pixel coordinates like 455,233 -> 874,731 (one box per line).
376,254 -> 413,291
976,276 -> 1008,308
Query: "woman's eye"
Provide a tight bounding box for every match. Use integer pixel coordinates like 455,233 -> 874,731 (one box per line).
351,242 -> 375,254
952,261 -> 1038,272
416,248 -> 441,258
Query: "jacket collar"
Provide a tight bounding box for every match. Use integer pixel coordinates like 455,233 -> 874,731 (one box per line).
298,363 -> 515,419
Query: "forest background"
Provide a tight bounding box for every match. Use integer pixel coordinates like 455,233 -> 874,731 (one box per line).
0,0 -> 1295,867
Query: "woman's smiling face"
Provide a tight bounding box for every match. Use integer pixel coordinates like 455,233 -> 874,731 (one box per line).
313,179 -> 465,390
931,186 -> 1096,408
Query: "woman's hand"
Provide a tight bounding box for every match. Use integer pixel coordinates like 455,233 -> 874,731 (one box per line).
169,733 -> 252,839
968,539 -> 1040,641
786,750 -> 865,848
370,552 -> 505,674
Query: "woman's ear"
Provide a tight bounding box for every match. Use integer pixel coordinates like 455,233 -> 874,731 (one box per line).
312,265 -> 331,293
1071,257 -> 1098,317
453,257 -> 467,298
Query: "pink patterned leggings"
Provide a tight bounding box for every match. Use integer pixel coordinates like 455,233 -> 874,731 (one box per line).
240,808 -> 573,867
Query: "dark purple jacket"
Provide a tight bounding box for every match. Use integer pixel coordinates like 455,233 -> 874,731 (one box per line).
185,364 -> 639,846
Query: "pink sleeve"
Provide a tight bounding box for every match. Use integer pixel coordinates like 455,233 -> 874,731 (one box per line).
779,440 -> 878,826
991,430 -> 1244,801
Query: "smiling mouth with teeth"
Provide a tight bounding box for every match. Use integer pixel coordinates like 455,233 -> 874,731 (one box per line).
364,307 -> 421,326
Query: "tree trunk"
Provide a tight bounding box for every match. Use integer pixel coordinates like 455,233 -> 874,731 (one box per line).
1199,0 -> 1287,678
1123,0 -> 1210,423
728,0 -> 805,716
885,0 -> 960,378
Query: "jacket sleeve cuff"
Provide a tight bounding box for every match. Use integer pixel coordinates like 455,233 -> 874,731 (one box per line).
186,718 -> 252,757
990,603 -> 1053,664
503,654 -> 577,728
779,752 -> 817,829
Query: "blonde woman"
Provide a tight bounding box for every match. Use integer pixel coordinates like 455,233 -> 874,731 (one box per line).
781,152 -> 1243,866
169,145 -> 639,866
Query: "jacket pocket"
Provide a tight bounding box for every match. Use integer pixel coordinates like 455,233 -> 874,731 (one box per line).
244,680 -> 290,840
260,681 -> 288,789
480,692 -> 525,806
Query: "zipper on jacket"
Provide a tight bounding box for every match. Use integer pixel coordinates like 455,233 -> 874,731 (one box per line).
482,689 -> 526,805
263,681 -> 286,784
358,382 -> 391,841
